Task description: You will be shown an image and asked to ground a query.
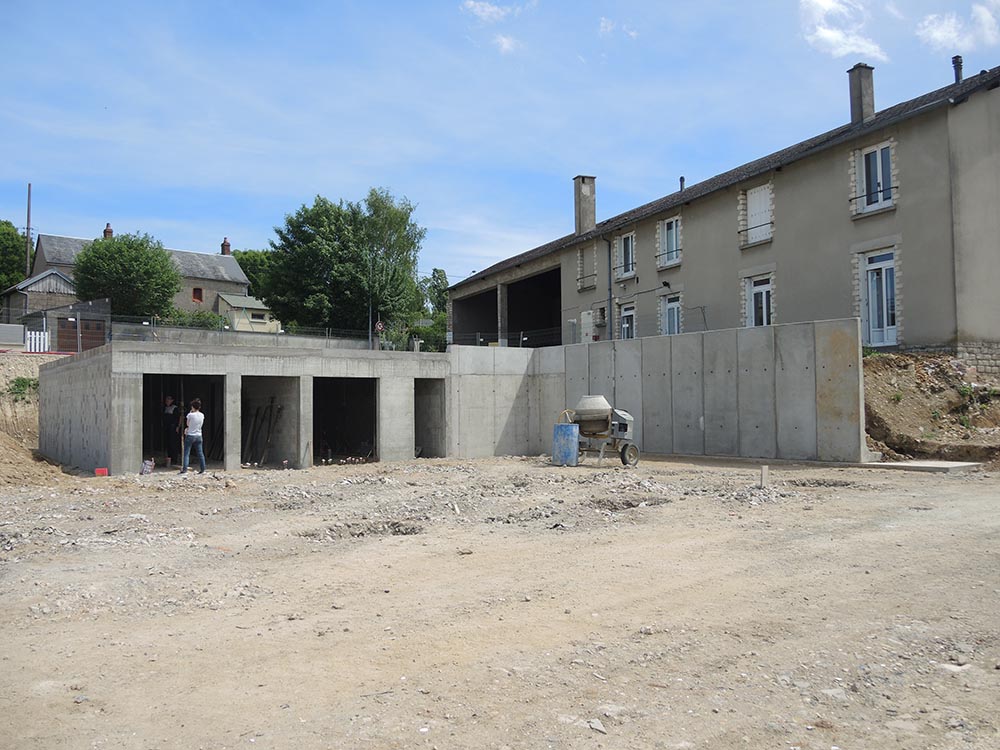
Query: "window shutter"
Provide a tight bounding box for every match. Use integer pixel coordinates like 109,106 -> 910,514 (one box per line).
747,185 -> 772,243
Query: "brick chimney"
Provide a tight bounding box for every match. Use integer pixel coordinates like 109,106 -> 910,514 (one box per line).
573,175 -> 596,235
848,63 -> 875,124
103,222 -> 113,239
221,237 -> 231,255
953,55 -> 963,83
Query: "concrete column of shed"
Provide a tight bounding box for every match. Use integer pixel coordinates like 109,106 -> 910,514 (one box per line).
497,282 -> 508,347
111,372 -> 143,476
377,376 -> 415,461
224,373 -> 242,472
298,375 -> 313,468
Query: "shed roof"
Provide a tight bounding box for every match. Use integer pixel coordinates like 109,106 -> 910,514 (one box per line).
218,293 -> 270,310
1,268 -> 75,296
451,64 -> 1000,291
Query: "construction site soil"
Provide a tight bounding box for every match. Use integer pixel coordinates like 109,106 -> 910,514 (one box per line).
1,352 -> 998,749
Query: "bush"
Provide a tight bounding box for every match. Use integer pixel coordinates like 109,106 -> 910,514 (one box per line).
7,376 -> 39,401
161,307 -> 228,330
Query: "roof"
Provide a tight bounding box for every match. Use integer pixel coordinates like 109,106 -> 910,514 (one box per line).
36,234 -> 251,285
218,293 -> 270,310
1,268 -> 75,296
451,64 -> 1000,291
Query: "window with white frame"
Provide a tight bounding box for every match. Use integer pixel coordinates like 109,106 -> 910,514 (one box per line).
856,142 -> 893,212
658,217 -> 681,266
745,276 -> 772,327
743,184 -> 773,245
661,294 -> 681,335
618,233 -> 636,278
620,303 -> 636,339
862,250 -> 896,345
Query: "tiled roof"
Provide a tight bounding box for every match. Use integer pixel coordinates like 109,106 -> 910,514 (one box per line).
36,234 -> 251,285
451,64 -> 1000,291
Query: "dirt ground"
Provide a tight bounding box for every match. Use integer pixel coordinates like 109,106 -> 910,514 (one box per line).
2,456 -> 998,749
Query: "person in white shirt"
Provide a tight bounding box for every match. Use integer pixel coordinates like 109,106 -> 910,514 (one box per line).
180,398 -> 206,474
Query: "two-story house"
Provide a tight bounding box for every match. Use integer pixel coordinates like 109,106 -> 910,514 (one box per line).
448,58 -> 1000,373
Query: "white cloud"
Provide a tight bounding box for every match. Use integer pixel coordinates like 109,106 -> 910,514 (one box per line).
622,24 -> 639,40
494,34 -> 519,54
799,0 -> 888,61
599,17 -> 615,35
462,1 -> 512,24
917,2 -> 1000,52
884,2 -> 905,21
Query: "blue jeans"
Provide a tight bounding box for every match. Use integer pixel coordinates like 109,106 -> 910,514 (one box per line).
182,434 -> 205,473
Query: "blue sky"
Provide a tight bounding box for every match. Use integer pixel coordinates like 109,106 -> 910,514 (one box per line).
2,1 -> 998,284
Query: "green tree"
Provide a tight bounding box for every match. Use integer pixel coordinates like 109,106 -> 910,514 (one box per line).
421,268 -> 449,315
232,248 -> 274,298
263,189 -> 426,332
74,232 -> 181,316
0,220 -> 28,291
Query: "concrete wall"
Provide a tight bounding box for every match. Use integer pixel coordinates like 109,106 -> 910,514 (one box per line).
38,321 -> 863,473
39,347 -> 113,472
114,323 -> 367,350
520,319 -> 864,463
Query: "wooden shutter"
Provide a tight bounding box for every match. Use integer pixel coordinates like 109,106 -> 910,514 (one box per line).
746,185 -> 772,243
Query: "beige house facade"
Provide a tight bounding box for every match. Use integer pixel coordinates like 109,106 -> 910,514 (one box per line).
449,60 -> 1000,372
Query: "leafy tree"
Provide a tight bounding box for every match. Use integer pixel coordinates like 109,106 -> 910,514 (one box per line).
421,268 -> 449,315
232,248 -> 274,298
410,311 -> 448,352
0,220 -> 28,291
263,189 -> 426,332
74,232 -> 181,316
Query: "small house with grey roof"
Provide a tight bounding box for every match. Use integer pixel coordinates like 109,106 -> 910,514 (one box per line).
23,225 -> 253,317
448,58 -> 1000,374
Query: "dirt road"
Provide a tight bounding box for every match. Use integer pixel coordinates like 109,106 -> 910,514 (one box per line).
1,457 -> 998,749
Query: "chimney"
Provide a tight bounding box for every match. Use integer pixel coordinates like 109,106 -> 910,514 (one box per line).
847,63 -> 875,124
103,222 -> 113,239
953,55 -> 964,83
573,175 -> 596,235
221,237 -> 231,255
679,176 -> 685,192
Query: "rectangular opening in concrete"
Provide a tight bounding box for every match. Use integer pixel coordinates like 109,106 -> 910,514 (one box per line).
142,374 -> 225,467
507,267 -> 562,347
451,288 -> 498,346
414,378 -> 446,458
313,377 -> 376,462
241,376 -> 299,467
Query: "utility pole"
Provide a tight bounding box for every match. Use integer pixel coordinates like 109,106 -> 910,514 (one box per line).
25,183 -> 32,278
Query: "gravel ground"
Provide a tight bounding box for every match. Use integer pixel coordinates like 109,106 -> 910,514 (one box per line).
1,456 -> 998,749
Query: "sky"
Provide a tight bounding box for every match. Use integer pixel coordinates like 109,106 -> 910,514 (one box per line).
2,1 -> 999,285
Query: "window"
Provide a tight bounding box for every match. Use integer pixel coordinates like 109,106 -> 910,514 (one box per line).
857,142 -> 893,212
620,304 -> 636,340
192,288 -> 204,304
745,276 -> 772,327
743,184 -> 773,245
661,294 -> 681,335
617,233 -> 636,278
251,312 -> 266,321
658,217 -> 681,266
862,250 -> 896,345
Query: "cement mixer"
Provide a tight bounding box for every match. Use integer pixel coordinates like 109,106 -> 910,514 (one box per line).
558,394 -> 640,466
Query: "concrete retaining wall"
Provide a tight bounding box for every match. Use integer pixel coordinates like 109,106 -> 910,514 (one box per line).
528,318 -> 864,463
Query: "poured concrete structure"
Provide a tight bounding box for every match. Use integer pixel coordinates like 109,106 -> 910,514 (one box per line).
39,318 -> 865,474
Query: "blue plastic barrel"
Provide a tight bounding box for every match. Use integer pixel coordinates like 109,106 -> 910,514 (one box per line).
552,423 -> 580,466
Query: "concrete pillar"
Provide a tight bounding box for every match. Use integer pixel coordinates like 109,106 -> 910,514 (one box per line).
298,375 -> 313,468
377,376 -> 415,461
224,372 -> 242,472
497,282 -> 508,347
110,372 -> 142,476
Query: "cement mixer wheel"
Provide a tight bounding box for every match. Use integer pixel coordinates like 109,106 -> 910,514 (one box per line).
620,443 -> 640,467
